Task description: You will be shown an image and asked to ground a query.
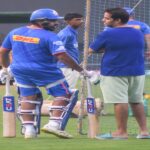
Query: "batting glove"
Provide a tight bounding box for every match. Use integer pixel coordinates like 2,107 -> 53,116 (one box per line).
80,69 -> 91,78
0,67 -> 13,84
80,70 -> 100,85
88,71 -> 100,85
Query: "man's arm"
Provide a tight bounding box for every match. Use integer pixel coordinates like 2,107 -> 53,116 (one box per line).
145,34 -> 150,50
88,47 -> 105,56
0,47 -> 10,68
55,52 -> 83,72
0,47 -> 11,83
88,48 -> 93,56
145,34 -> 150,59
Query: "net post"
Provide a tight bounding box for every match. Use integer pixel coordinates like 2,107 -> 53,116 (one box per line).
77,0 -> 91,134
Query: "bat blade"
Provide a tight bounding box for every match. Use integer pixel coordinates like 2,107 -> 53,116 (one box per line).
87,96 -> 99,138
86,77 -> 99,138
2,77 -> 16,137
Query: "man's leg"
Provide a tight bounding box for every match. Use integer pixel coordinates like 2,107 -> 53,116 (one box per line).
61,68 -> 79,89
129,75 -> 150,138
19,95 -> 37,138
17,88 -> 43,139
130,103 -> 149,135
41,91 -> 78,138
41,81 -> 78,138
113,103 -> 128,137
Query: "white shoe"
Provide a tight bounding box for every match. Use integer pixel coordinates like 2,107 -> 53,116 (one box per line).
24,126 -> 37,139
41,124 -> 73,139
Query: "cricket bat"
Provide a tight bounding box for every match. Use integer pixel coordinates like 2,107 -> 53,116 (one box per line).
2,76 -> 16,137
86,77 -> 99,138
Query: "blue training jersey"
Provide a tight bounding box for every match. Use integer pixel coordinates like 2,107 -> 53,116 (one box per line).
90,27 -> 145,76
104,19 -> 150,35
57,25 -> 79,68
2,26 -> 66,85
127,20 -> 150,35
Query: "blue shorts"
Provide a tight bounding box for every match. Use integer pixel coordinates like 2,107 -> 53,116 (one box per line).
11,67 -> 71,97
18,80 -> 71,97
11,67 -> 65,87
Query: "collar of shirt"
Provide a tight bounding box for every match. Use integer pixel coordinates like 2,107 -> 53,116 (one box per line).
67,25 -> 78,35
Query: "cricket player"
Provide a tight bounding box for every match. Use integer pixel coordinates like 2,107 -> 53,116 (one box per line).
124,7 -> 150,67
0,8 -> 88,139
57,13 -> 84,89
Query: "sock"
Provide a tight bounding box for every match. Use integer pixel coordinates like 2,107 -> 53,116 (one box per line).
48,120 -> 60,129
25,124 -> 35,132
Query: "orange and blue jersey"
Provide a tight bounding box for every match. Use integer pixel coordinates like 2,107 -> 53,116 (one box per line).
104,19 -> 150,35
127,20 -> 150,35
2,26 -> 67,86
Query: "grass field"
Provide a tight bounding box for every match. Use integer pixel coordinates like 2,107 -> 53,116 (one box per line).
0,76 -> 150,150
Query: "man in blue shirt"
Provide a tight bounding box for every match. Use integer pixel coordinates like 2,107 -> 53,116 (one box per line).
105,7 -> 150,65
0,8 -> 86,139
124,7 -> 150,69
89,8 -> 150,139
57,13 -> 83,89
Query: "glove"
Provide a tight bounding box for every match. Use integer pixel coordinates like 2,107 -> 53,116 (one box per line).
7,66 -> 13,78
0,67 -> 13,84
87,71 -> 100,85
80,70 -> 100,85
80,69 -> 91,78
0,68 -> 9,83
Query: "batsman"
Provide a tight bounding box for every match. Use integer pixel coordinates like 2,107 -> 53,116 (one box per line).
0,8 -> 90,139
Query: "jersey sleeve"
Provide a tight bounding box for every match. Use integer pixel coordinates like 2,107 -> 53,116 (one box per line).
89,31 -> 106,52
1,32 -> 12,50
141,23 -> 150,34
57,31 -> 72,48
47,34 -> 66,55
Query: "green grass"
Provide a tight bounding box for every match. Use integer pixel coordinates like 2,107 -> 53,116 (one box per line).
0,115 -> 150,150
0,76 -> 150,150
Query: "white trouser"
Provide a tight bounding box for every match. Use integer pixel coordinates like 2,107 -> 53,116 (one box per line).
61,68 -> 80,89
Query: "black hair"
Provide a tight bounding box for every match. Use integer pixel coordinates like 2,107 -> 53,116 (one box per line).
30,19 -> 57,31
64,13 -> 83,21
104,7 -> 129,24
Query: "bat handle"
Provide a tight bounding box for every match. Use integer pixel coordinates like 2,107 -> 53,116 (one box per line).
86,77 -> 92,97
5,76 -> 11,96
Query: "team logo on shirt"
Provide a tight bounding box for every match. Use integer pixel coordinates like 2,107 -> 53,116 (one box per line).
53,41 -> 63,45
74,43 -> 78,48
128,25 -> 141,30
13,35 -> 40,44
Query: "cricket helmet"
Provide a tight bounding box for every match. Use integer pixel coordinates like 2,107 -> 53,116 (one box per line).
123,7 -> 134,16
30,8 -> 63,21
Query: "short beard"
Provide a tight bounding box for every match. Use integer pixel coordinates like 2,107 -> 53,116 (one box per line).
107,24 -> 113,27
43,26 -> 55,31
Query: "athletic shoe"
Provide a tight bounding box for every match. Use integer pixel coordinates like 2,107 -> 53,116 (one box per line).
24,127 -> 37,139
95,133 -> 128,140
136,134 -> 150,139
41,124 -> 73,139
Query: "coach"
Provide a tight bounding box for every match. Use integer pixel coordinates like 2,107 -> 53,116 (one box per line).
88,7 -> 150,139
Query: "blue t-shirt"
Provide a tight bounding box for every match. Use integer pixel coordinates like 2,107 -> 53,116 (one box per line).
2,26 -> 66,85
90,27 -> 145,76
57,25 -> 79,68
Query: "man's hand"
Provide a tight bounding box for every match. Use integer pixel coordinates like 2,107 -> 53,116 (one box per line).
86,70 -> 100,85
145,51 -> 150,60
80,70 -> 91,78
80,70 -> 100,85
0,68 -> 8,83
0,67 -> 13,84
